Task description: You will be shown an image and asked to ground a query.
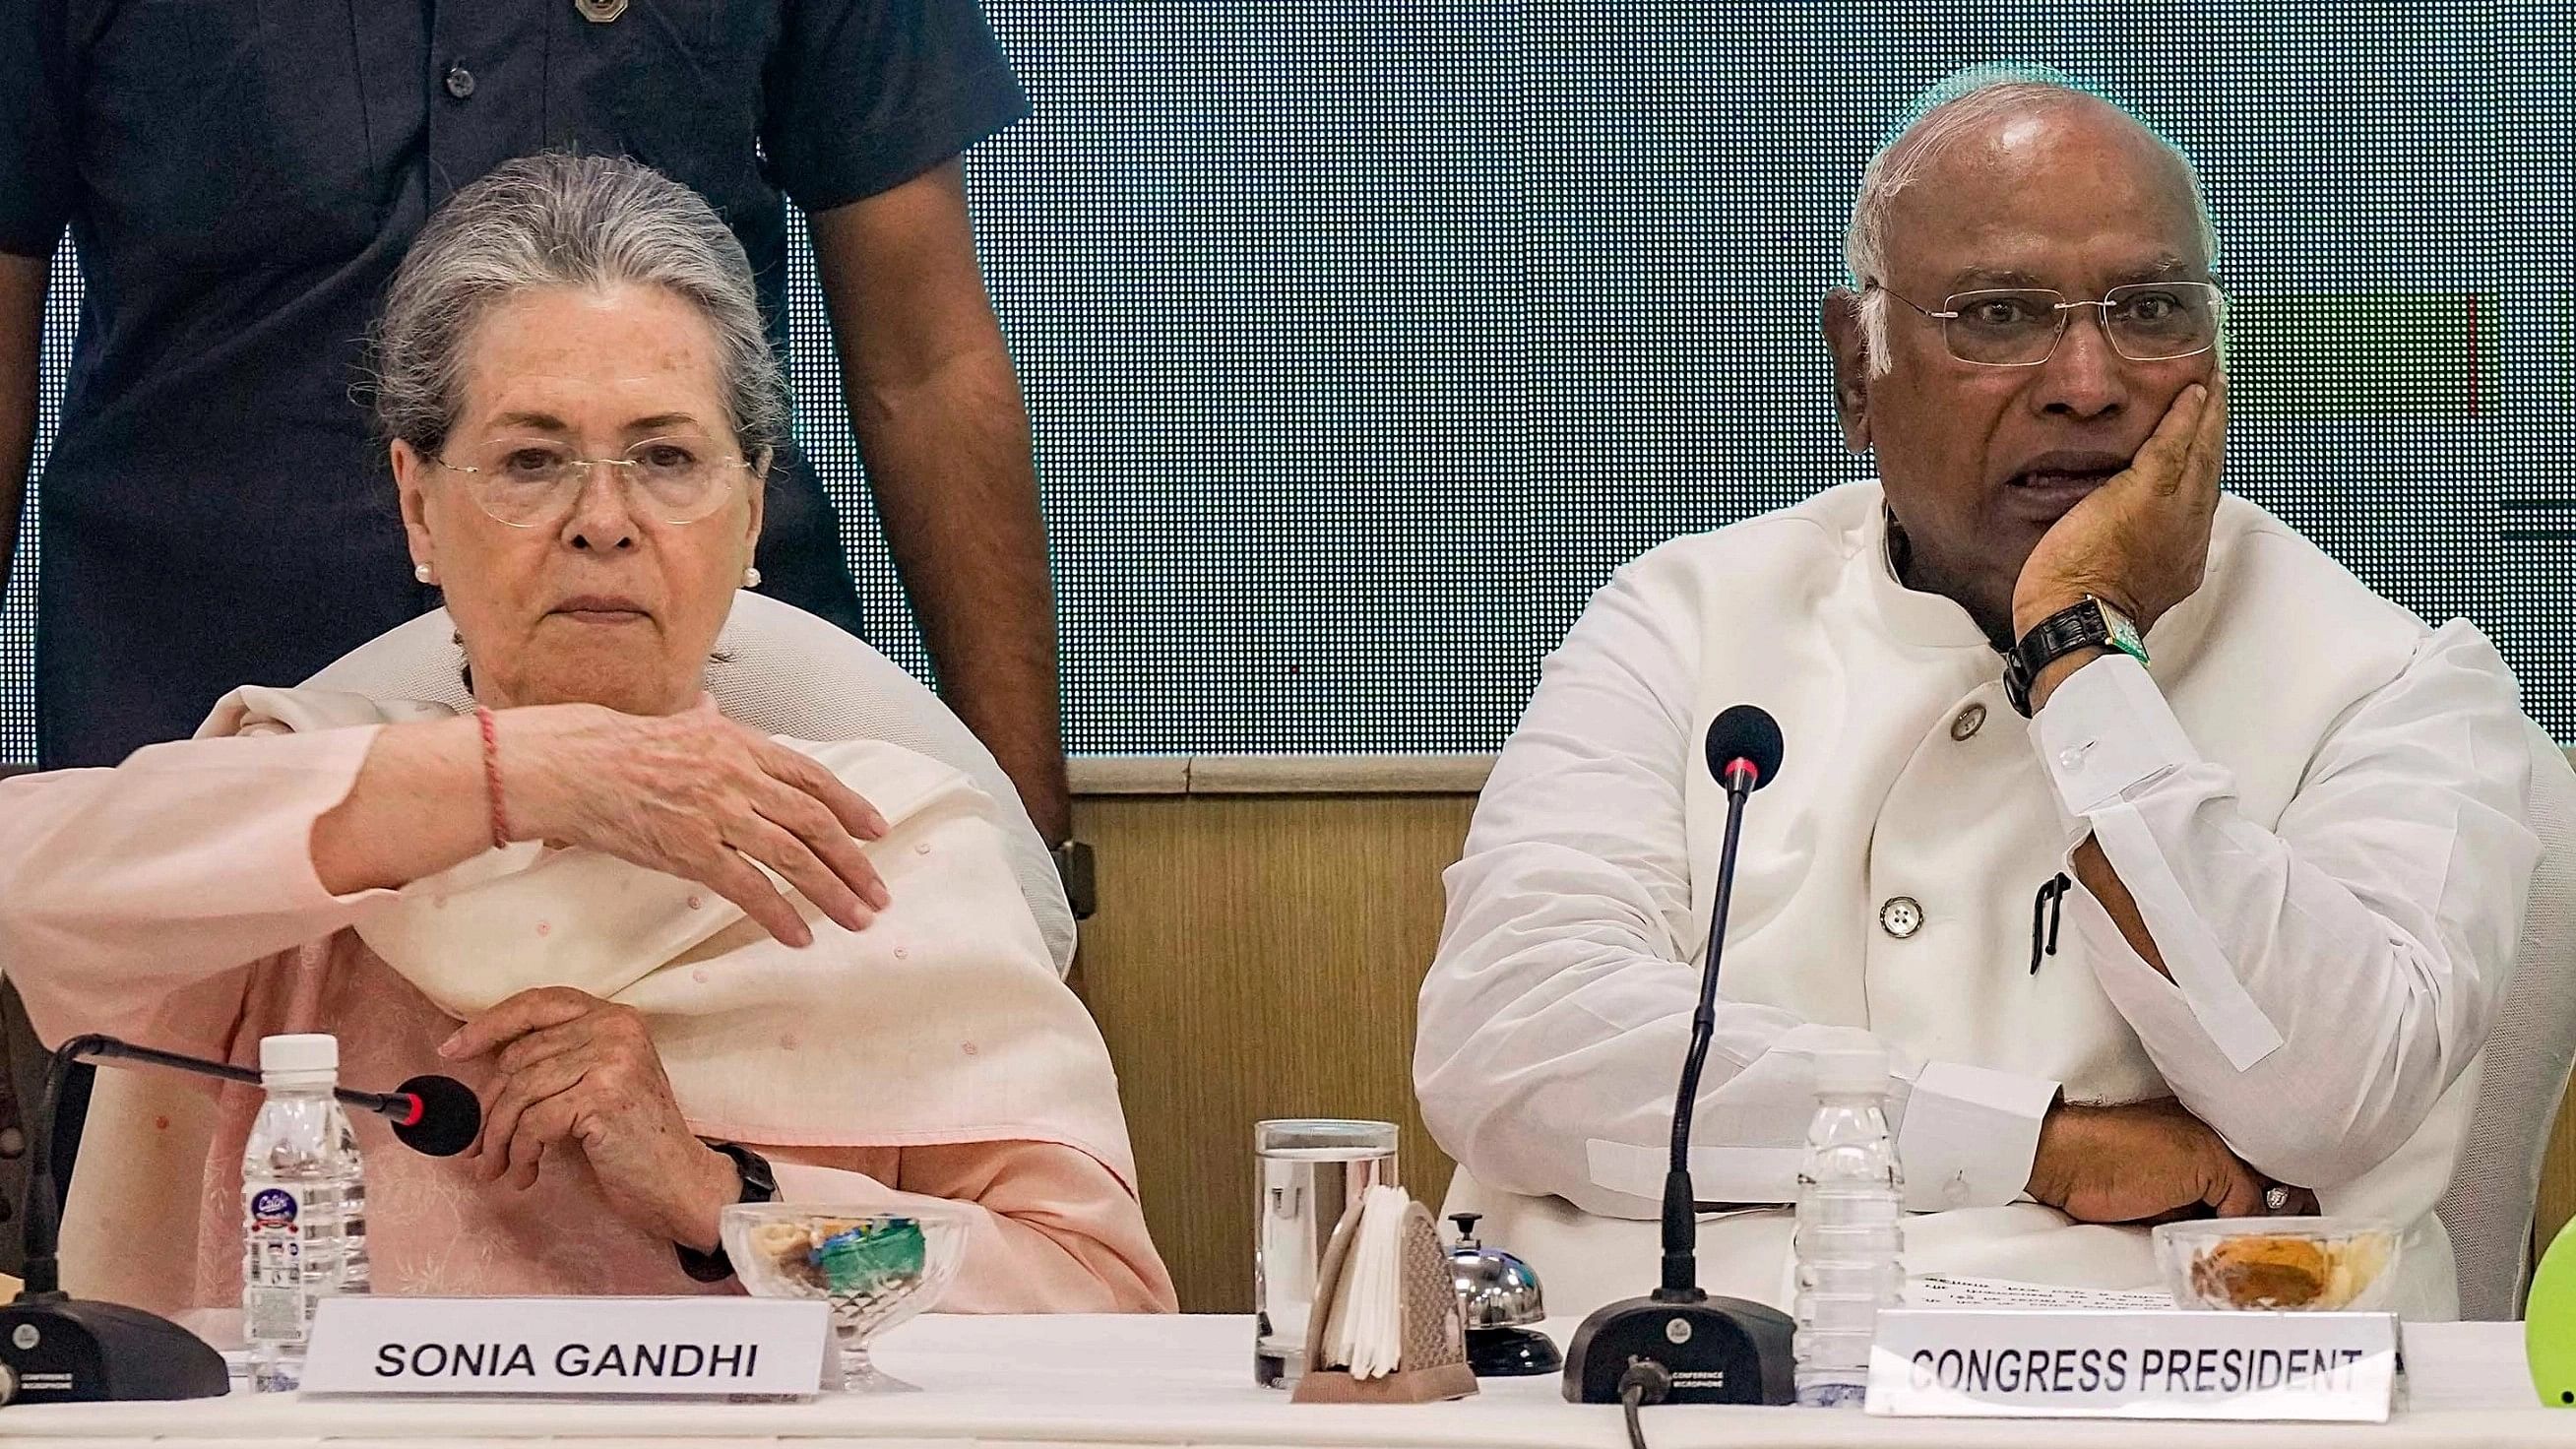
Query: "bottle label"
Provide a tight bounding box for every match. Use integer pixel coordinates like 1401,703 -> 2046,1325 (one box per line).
244,1184 -> 319,1343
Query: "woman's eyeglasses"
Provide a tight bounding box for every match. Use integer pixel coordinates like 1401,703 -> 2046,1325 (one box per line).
433,436 -> 758,528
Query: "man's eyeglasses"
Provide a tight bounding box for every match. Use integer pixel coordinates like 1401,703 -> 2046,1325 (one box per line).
1868,282 -> 2228,367
433,436 -> 758,528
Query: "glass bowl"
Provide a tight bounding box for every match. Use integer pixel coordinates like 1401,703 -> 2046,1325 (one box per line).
722,1202 -> 973,1391
2152,1217 -> 2401,1311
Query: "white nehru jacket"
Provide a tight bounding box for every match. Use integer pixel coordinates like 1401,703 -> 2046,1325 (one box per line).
1415,482 -> 2540,1320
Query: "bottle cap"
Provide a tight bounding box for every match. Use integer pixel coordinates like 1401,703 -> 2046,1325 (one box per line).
260,1033 -> 339,1080
1814,1038 -> 1889,1096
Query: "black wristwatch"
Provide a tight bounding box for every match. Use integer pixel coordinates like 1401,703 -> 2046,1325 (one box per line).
673,1139 -> 778,1283
2002,596 -> 2149,718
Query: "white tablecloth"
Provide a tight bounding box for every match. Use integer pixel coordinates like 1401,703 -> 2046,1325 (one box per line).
5,1314 -> 2575,1447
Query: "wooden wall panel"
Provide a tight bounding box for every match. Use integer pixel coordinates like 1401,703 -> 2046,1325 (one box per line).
2543,1085 -> 2576,1259
1073,793 -> 1474,1312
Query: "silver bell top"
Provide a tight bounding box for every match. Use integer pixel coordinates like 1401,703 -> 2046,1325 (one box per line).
1445,1213 -> 1545,1329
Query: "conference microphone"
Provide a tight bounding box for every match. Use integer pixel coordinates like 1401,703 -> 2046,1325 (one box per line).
1564,704 -> 1797,1409
54,1036 -> 482,1159
2,1035 -> 482,1406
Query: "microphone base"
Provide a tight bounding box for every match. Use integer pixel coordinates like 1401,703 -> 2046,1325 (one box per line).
1561,1292 -> 1795,1406
0,1297 -> 231,1405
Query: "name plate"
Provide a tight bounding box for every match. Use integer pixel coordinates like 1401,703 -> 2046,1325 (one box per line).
1865,1309 -> 2396,1422
303,1296 -> 836,1398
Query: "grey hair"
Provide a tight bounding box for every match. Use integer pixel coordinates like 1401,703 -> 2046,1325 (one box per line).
1845,64 -> 2219,376
372,153 -> 786,457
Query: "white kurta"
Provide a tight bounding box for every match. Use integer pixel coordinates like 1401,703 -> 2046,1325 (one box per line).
1416,482 -> 2540,1321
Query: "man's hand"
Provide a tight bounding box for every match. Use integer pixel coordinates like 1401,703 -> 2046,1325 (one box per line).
2027,1098 -> 2316,1225
2012,378 -> 2227,640
442,987 -> 740,1252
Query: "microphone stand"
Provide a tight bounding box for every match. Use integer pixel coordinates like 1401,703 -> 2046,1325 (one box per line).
1562,722 -> 1795,1408
2,1040 -> 230,1405
18,1040 -> 86,1300
1657,757 -> 1756,1302
49,1035 -> 442,1136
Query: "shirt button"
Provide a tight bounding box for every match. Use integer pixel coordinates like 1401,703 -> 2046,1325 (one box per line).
1879,896 -> 1923,939
445,65 -> 476,99
1950,704 -> 1986,741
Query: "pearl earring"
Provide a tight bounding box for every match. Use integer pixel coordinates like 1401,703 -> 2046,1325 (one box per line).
413,563 -> 435,585
742,566 -> 762,589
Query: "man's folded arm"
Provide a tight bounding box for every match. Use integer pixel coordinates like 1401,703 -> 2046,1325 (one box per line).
2041,620 -> 2541,1190
1415,558 -> 2056,1219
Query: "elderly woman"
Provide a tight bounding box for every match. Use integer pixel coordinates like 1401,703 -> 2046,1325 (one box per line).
0,155 -> 1174,1315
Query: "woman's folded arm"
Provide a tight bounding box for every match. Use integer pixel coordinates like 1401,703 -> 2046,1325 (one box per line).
0,725 -> 410,1046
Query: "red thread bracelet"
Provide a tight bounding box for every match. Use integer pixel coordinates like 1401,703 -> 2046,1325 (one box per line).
475,706 -> 511,850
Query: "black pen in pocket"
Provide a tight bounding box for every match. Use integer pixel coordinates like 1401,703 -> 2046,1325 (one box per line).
2030,872 -> 2072,974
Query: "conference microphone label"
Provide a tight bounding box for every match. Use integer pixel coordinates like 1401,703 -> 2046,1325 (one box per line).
302,1296 -> 835,1398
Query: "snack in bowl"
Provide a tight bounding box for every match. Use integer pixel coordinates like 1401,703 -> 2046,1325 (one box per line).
2153,1218 -> 2400,1311
723,1203 -> 971,1391
742,1216 -> 930,1296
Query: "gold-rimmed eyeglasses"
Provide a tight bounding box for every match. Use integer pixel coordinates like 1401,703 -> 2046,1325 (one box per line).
1868,282 -> 2228,367
433,435 -> 759,528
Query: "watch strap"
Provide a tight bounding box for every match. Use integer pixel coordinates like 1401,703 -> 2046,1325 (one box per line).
673,1140 -> 778,1283
2003,598 -> 2115,718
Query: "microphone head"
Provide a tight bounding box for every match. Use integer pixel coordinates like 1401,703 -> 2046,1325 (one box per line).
1702,705 -> 1784,790
389,1074 -> 482,1158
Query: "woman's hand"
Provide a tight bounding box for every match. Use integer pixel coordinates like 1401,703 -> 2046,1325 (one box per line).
442,986 -> 740,1251
500,695 -> 890,947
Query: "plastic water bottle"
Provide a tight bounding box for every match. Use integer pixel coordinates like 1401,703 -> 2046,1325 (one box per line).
242,1033 -> 370,1393
1792,1038 -> 1904,1408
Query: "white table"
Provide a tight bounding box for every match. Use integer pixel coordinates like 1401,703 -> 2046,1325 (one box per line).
4,1314 -> 2574,1448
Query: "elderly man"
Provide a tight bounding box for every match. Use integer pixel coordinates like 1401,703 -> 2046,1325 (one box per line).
1414,69 -> 2540,1321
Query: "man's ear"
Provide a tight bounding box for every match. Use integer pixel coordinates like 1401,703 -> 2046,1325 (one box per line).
1821,289 -> 1873,453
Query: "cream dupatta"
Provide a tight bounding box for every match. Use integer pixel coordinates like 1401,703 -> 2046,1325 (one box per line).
202,686 -> 1141,1182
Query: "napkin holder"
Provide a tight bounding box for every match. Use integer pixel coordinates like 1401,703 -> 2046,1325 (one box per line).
1291,1196 -> 1478,1405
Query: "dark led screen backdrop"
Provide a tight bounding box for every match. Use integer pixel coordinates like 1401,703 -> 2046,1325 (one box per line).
5,5 -> 2568,762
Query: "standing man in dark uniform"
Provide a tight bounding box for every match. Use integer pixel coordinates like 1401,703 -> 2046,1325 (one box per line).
0,0 -> 1071,851
0,0 -> 1081,1197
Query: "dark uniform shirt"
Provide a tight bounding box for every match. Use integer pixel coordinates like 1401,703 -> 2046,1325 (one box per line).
2,0 -> 1028,768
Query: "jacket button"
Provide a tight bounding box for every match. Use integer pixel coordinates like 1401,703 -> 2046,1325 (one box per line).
444,65 -> 476,99
1879,896 -> 1923,939
1950,703 -> 1986,741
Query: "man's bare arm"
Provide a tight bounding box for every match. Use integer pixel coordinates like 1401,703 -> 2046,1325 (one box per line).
809,163 -> 1069,846
0,248 -> 47,586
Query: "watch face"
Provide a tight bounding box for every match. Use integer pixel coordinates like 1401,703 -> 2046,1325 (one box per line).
2097,599 -> 2143,652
